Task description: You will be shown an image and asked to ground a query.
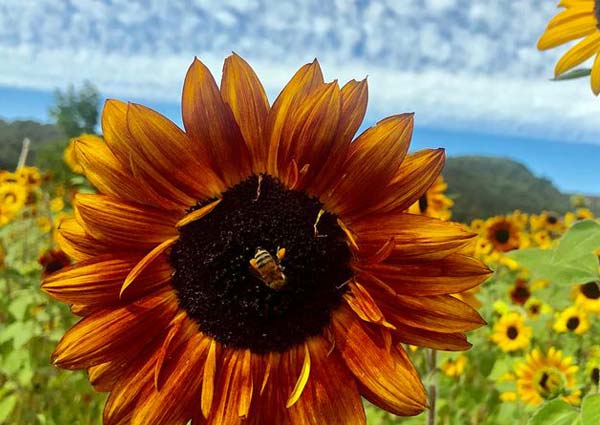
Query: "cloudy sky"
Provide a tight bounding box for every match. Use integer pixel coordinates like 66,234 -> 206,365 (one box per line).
1,0 -> 599,193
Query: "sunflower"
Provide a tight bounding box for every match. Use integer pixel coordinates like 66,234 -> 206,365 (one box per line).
485,216 -> 522,252
538,0 -> 600,95
565,208 -> 595,226
0,182 -> 27,225
491,312 -> 532,352
516,347 -> 581,406
530,212 -> 564,234
573,280 -> 600,313
524,298 -> 551,320
15,165 -> 42,188
407,175 -> 453,220
509,278 -> 531,306
532,230 -> 553,249
585,346 -> 600,389
64,137 -> 86,174
41,55 -> 491,424
440,354 -> 467,378
553,306 -> 590,334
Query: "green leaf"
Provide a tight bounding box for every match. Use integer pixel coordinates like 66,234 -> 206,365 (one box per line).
0,394 -> 17,423
527,399 -> 579,425
581,394 -> 600,425
553,68 -> 592,81
508,220 -> 600,285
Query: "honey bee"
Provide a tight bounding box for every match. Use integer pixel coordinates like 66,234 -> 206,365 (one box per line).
249,247 -> 287,290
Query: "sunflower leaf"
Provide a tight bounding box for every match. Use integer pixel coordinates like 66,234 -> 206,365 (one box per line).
507,220 -> 600,285
581,394 -> 600,425
552,68 -> 592,81
527,399 -> 579,425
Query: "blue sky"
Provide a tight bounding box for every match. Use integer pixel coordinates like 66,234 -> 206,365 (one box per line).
1,0 -> 599,194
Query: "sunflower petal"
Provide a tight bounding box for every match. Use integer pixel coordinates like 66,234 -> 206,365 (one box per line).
182,58 -> 252,187
201,339 -> 218,418
332,305 -> 427,416
221,53 -> 270,171
591,52 -> 600,94
344,281 -> 395,329
286,342 -> 311,408
555,32 -> 600,76
537,15 -> 597,50
52,290 -> 178,370
266,60 -> 324,177
328,114 -> 413,218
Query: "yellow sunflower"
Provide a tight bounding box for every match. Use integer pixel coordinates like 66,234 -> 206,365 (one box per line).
440,354 -> 467,378
407,175 -> 453,220
64,137 -> 86,174
538,0 -> 600,94
573,280 -> 600,313
532,230 -> 553,249
530,212 -> 564,234
553,306 -> 590,334
485,216 -> 523,253
516,347 -> 581,406
41,55 -> 491,424
509,278 -> 531,306
565,208 -> 595,226
585,346 -> 600,388
524,297 -> 551,320
0,182 -> 27,225
15,165 -> 42,188
491,312 -> 532,352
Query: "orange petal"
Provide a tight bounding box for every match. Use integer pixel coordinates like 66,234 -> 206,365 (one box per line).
394,326 -> 472,351
266,60 -> 324,177
286,336 -> 366,425
42,254 -> 171,306
120,237 -> 178,298
327,114 -> 413,218
201,339 -> 218,418
356,253 -> 492,296
332,305 -> 427,416
275,81 -> 342,190
131,333 -> 211,425
89,361 -> 127,392
182,58 -> 252,187
56,217 -> 108,261
75,194 -> 179,250
207,348 -> 255,425
126,103 -> 224,199
343,281 -> 395,329
311,78 -> 368,197
221,53 -> 270,172
74,134 -> 180,211
351,212 -> 477,261
52,290 -> 179,370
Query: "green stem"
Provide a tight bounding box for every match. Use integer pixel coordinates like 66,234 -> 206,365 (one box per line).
427,349 -> 438,425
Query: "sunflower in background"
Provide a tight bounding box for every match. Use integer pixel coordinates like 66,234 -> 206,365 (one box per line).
553,306 -> 591,335
440,354 -> 468,378
41,55 -> 491,424
585,346 -> 600,390
485,215 -> 525,253
407,175 -> 453,220
0,182 -> 27,226
530,211 -> 564,234
15,166 -> 42,189
516,347 -> 581,406
524,297 -> 552,320
491,312 -> 532,352
538,0 -> 600,94
573,280 -> 600,313
565,208 -> 595,226
508,277 -> 531,306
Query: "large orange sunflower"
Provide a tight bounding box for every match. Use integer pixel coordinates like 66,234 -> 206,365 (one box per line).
42,54 -> 491,424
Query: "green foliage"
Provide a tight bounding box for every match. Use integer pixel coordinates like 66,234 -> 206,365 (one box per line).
48,81 -> 100,138
0,119 -> 64,170
527,399 -> 579,425
444,156 -> 573,222
508,220 -> 600,285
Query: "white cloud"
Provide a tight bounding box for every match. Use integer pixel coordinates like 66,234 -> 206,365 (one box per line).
0,0 -> 598,143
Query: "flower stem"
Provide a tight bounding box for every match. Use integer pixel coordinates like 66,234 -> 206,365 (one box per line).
427,349 -> 437,425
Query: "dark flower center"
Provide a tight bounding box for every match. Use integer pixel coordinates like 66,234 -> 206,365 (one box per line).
546,214 -> 558,225
529,304 -> 540,315
495,228 -> 510,244
592,367 -> 600,385
169,175 -> 352,353
595,0 -> 600,28
507,326 -> 519,340
581,281 -> 600,299
539,372 -> 549,390
511,285 -> 530,305
566,317 -> 580,331
418,194 -> 429,213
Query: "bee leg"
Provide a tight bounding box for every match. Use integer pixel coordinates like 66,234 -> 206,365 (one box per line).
276,247 -> 286,261
249,257 -> 259,272
313,209 -> 327,238
254,174 -> 263,202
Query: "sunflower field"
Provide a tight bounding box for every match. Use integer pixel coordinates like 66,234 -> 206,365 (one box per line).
1,144 -> 600,424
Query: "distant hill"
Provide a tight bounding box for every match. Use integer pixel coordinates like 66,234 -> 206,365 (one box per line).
0,119 -> 65,169
443,156 -> 578,222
